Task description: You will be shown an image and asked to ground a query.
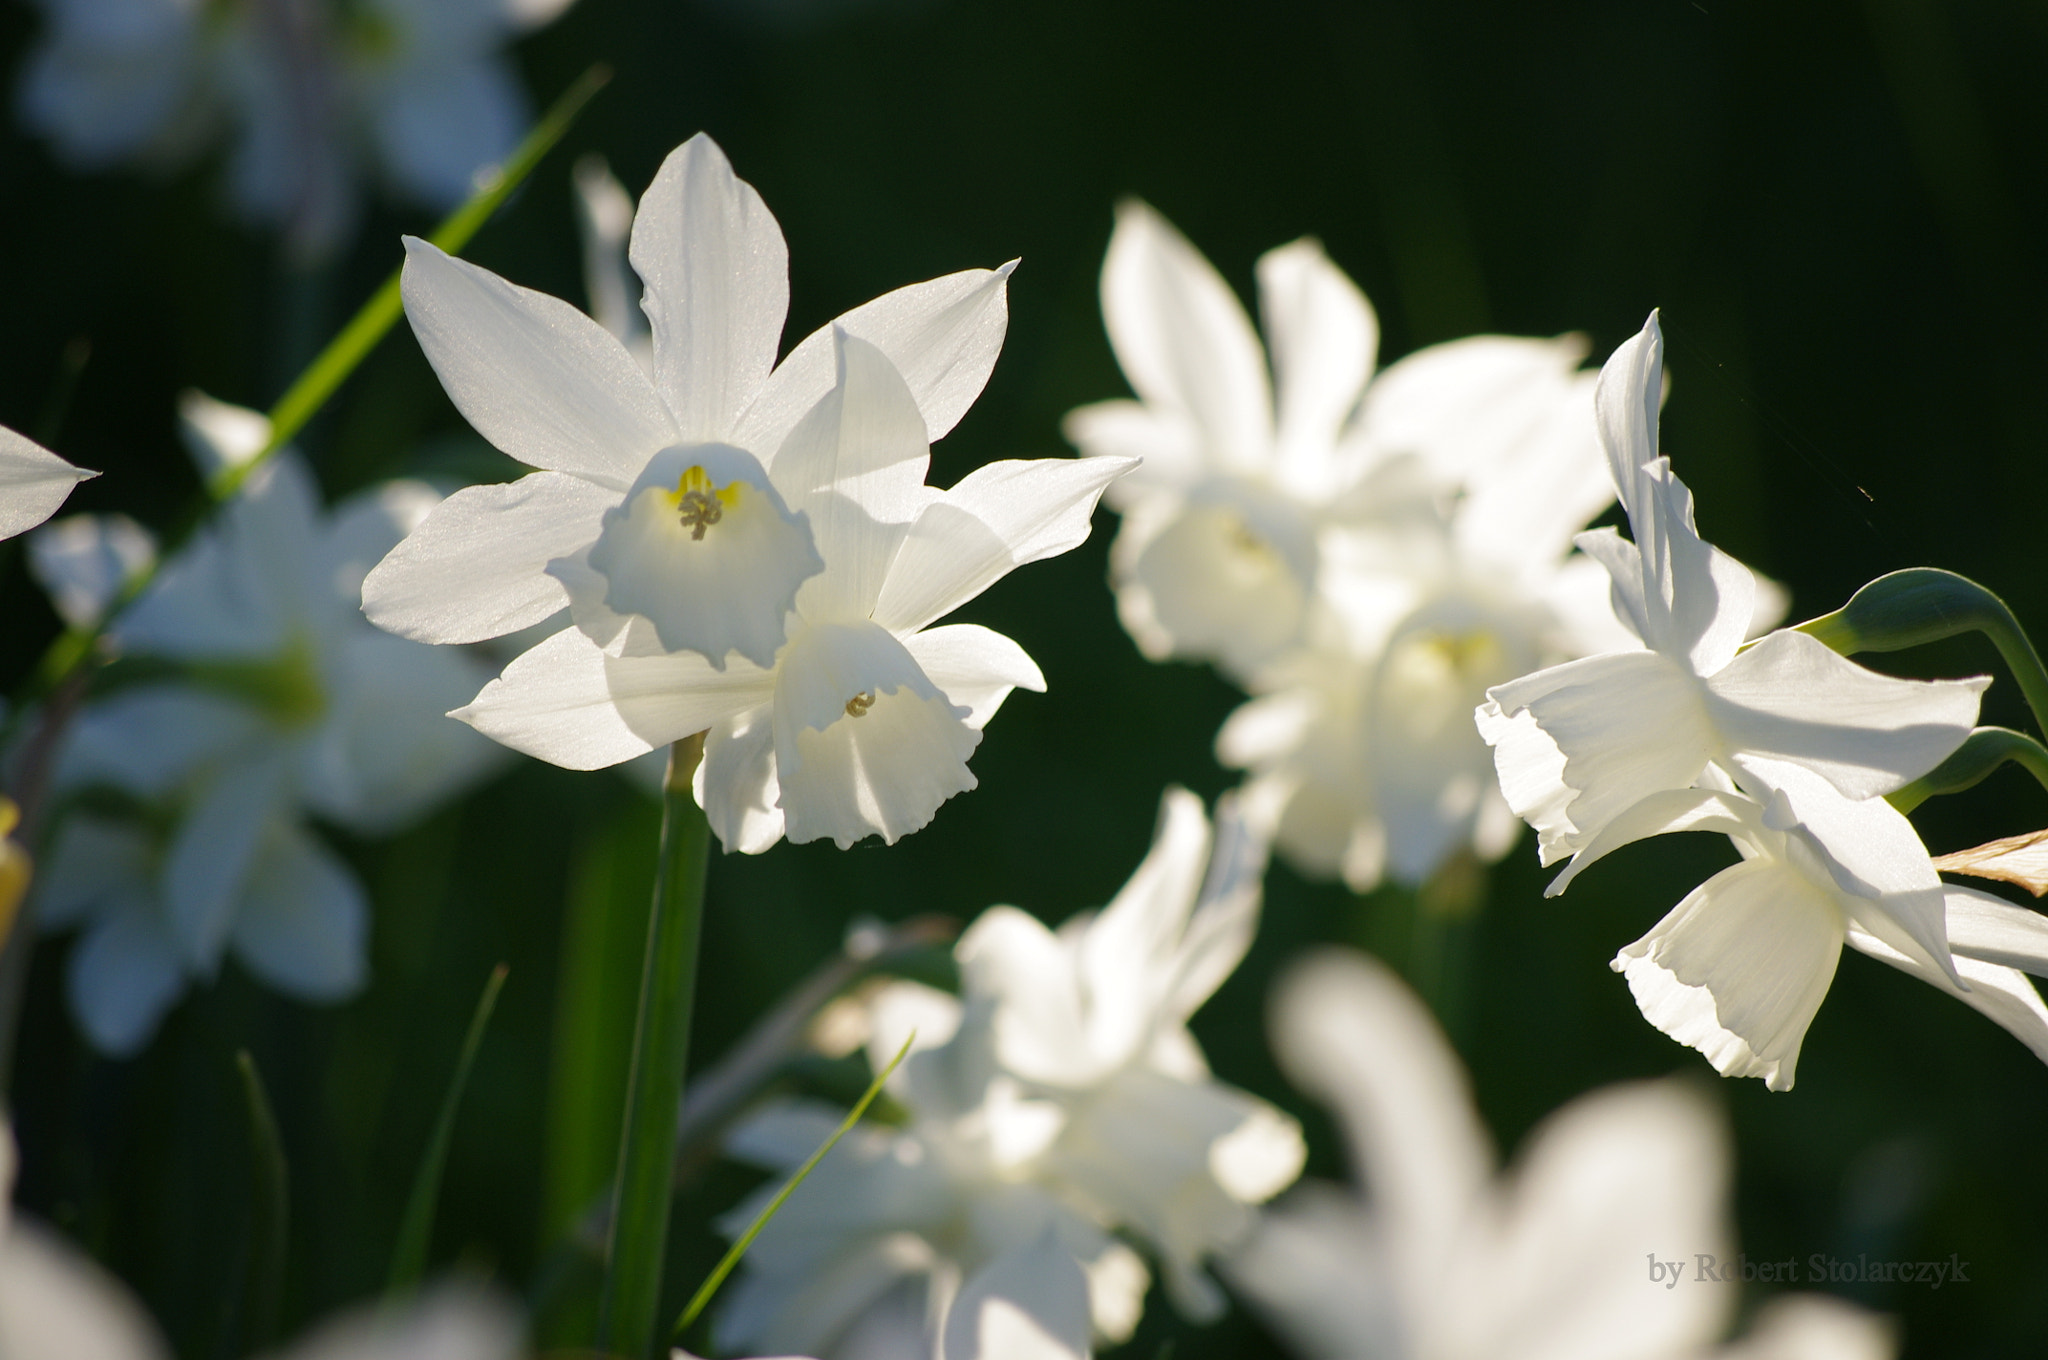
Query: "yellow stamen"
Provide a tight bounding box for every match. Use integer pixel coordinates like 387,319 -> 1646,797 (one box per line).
667,465 -> 745,541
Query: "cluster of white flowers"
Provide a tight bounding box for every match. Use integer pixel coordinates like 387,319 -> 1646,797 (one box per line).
1478,312 -> 2048,1090
17,0 -> 576,255
363,134 -> 1129,853
716,789 -> 1305,1360
1066,204 -> 1636,892
29,394 -> 504,1055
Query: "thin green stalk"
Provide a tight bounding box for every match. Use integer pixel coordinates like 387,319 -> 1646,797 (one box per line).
1888,726 -> 2048,813
387,963 -> 510,1296
599,736 -> 711,1359
1796,567 -> 2048,736
235,1050 -> 290,1353
673,1032 -> 916,1340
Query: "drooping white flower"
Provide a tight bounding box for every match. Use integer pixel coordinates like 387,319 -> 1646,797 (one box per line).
717,790 -> 1303,1359
367,134 -> 1129,851
1546,764 -> 2048,1090
30,394 -> 503,1055
17,0 -> 575,256
1476,312 -> 1985,882
0,1116 -> 170,1360
1228,949 -> 1897,1360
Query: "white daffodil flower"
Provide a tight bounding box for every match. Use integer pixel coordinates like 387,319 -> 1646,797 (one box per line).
17,0 -> 574,256
254,1285 -> 521,1360
1228,949 -> 1897,1360
1476,312 -> 1985,875
718,791 -> 1302,1359
1064,202 -> 1414,681
0,422 -> 96,540
1546,762 -> 2048,1090
1213,338 -> 1639,889
370,135 -> 1130,851
0,1117 -> 170,1360
30,395 -> 502,1055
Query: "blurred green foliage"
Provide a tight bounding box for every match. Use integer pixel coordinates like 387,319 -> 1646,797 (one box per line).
3,0 -> 2047,1356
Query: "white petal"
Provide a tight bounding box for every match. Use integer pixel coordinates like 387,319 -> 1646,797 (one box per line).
697,703 -> 786,854
1059,400 -> 1203,508
361,473 -> 615,644
1475,701 -> 1577,863
67,899 -> 187,1059
0,1216 -> 171,1360
57,687 -> 265,798
629,133 -> 789,441
1101,202 -> 1273,471
229,823 -> 366,1001
1165,791 -> 1272,1023
165,752 -> 294,973
772,621 -> 978,848
940,1239 -> 1091,1360
265,1285 -> 523,1360
400,237 -> 676,485
957,905 -> 1094,1085
573,155 -> 648,354
301,630 -> 505,833
1225,1184 -> 1398,1360
580,443 -> 820,667
871,456 -> 1133,635
1472,1080 -> 1733,1360
1944,883 -> 2048,975
1711,630 -> 1985,799
456,627 -> 774,770
0,425 -> 96,539
902,624 -> 1045,730
1270,951 -> 1493,1268
1076,788 -> 1213,1065
367,53 -> 525,211
1485,649 -> 1717,860
1717,1295 -> 1895,1360
1256,238 -> 1376,490
177,390 -> 269,482
315,479 -> 442,602
774,333 -> 931,620
738,264 -> 1016,454
33,815 -> 154,933
1593,313 -> 1664,529
17,7 -> 200,172
1613,857 -> 1845,1091
1546,787 -> 1760,897
29,513 -> 156,630
1846,917 -> 2048,1071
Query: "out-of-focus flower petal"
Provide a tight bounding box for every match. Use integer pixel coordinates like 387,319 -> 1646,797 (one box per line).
229,824 -> 367,1001
29,513 -> 156,629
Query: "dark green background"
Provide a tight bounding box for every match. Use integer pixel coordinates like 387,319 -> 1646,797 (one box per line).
3,0 -> 2046,1355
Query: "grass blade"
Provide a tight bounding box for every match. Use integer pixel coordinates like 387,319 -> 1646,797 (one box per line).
386,963 -> 510,1296
235,1050 -> 290,1353
672,1031 -> 917,1339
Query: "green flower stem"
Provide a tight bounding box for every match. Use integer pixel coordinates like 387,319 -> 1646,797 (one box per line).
1888,726 -> 2048,814
599,735 -> 711,1359
1796,568 -> 2048,736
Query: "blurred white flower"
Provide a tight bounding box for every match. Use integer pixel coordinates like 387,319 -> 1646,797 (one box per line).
29,393 -> 503,1055
1477,312 -> 1984,880
16,0 -> 575,256
1213,335 -> 1636,889
368,134 -> 1129,851
717,789 -> 1303,1359
255,1284 -> 521,1360
0,1116 -> 170,1360
1229,948 -> 1896,1360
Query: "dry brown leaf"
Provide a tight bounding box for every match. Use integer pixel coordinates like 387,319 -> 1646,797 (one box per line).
1933,827 -> 2048,897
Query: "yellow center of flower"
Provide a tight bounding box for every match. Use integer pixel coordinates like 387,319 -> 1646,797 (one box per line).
845,691 -> 876,718
665,465 -> 745,540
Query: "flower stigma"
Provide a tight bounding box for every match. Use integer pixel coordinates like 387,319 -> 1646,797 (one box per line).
845,690 -> 876,718
669,465 -> 743,541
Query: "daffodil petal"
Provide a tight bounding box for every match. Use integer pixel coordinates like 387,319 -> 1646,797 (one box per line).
902,624 -> 1045,730
940,1239 -> 1091,1360
228,824 -> 366,1001
0,426 -> 95,541
698,704 -> 785,854
67,898 -> 186,1060
1256,238 -> 1376,488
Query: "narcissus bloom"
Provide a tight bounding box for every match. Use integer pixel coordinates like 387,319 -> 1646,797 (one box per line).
31,396 -> 502,1055
718,791 -> 1303,1359
369,134 -> 1128,851
1477,312 -> 1984,877
1229,949 -> 1896,1360
17,0 -> 575,255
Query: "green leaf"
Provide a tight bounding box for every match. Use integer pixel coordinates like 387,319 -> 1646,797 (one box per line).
672,1031 -> 918,1341
236,1050 -> 290,1353
599,737 -> 712,1359
386,963 -> 510,1296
